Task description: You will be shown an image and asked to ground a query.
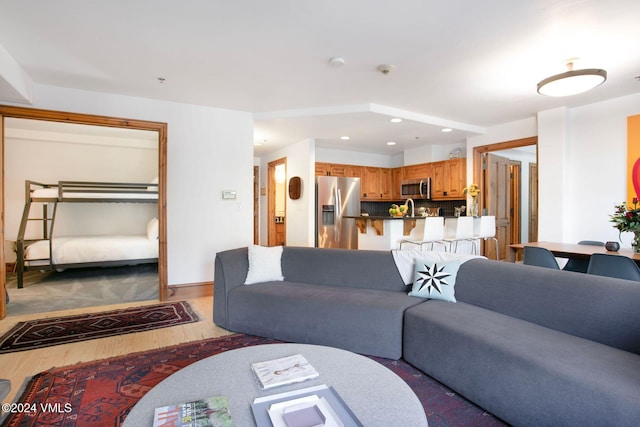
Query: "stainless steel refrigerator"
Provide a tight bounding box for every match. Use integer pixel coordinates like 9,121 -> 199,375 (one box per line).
316,176 -> 361,249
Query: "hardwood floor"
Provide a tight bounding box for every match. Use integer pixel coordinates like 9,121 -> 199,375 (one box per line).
0,295 -> 232,404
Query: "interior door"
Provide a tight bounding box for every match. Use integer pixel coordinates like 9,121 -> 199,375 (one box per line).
529,163 -> 538,243
484,153 -> 511,261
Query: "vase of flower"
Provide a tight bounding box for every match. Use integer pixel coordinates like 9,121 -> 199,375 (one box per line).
610,200 -> 640,252
469,197 -> 479,217
633,232 -> 640,254
463,184 -> 481,217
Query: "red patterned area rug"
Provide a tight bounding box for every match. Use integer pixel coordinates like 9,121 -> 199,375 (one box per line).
0,302 -> 198,354
0,334 -> 507,427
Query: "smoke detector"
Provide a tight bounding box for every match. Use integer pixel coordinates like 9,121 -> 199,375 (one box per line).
377,64 -> 395,75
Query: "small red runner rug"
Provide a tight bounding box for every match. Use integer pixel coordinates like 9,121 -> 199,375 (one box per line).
0,334 -> 506,427
0,301 -> 199,354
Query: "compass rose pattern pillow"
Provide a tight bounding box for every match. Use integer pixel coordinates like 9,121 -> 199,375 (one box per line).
409,259 -> 462,302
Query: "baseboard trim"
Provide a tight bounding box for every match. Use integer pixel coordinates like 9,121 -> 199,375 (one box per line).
168,281 -> 213,300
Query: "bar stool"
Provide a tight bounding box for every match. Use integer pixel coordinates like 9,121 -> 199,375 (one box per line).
472,216 -> 499,259
443,216 -> 474,253
399,216 -> 446,251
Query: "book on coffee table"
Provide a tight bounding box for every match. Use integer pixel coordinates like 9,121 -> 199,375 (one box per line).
251,353 -> 319,390
152,395 -> 232,427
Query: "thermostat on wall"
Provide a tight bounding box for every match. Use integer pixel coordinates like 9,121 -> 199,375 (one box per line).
221,190 -> 237,200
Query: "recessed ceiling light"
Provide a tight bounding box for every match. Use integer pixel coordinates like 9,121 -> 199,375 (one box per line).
441,128 -> 453,133
341,136 -> 350,140
390,118 -> 402,123
386,141 -> 396,146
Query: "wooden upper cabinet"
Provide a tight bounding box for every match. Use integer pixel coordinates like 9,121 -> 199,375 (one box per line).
329,164 -> 347,177
315,162 -> 330,176
403,163 -> 432,180
379,168 -> 392,200
345,165 -> 362,178
391,167 -> 403,200
432,158 -> 466,200
361,167 -> 382,200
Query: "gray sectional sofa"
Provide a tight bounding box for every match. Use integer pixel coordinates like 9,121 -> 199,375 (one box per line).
213,246 -> 640,426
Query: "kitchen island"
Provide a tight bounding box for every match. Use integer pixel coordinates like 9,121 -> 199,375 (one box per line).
344,215 -> 428,250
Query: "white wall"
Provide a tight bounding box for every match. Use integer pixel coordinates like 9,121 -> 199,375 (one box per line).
467,94 -> 640,248
259,138 -> 315,247
539,93 -> 640,247
316,147 -> 402,168
4,83 -> 255,285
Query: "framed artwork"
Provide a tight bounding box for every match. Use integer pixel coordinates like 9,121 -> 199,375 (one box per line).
628,115 -> 640,205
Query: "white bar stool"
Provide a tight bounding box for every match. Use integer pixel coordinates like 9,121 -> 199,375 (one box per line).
472,215 -> 499,259
443,216 -> 474,253
399,216 -> 446,251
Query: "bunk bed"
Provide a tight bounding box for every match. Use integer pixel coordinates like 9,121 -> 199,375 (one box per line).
15,180 -> 159,289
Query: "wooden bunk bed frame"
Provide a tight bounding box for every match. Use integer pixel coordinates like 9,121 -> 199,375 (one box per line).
15,180 -> 159,289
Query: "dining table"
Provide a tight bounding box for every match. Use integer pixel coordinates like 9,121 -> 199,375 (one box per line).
508,241 -> 640,266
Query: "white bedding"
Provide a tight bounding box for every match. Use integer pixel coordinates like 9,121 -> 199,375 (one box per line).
31,188 -> 157,200
25,235 -> 158,266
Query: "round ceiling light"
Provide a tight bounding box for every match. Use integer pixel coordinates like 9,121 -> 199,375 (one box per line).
390,118 -> 402,123
537,61 -> 607,97
386,141 -> 396,146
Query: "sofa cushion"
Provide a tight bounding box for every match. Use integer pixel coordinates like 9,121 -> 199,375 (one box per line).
244,245 -> 284,285
456,258 -> 640,354
408,259 -> 461,302
226,281 -> 424,359
403,301 -> 640,426
280,247 -> 406,292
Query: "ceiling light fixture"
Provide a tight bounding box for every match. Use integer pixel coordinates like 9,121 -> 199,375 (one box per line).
390,118 -> 402,123
329,57 -> 345,67
340,136 -> 350,140
377,64 -> 395,75
386,141 -> 396,146
537,61 -> 607,97
441,128 -> 453,133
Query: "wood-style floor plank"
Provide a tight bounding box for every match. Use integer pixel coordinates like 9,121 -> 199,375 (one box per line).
0,296 -> 231,403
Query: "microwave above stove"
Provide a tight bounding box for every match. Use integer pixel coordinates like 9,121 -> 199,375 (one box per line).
400,178 -> 431,199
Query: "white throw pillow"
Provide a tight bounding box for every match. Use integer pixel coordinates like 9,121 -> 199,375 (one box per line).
244,245 -> 284,285
146,217 -> 159,240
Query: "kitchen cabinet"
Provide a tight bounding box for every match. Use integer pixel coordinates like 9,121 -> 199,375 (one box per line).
391,167 -> 403,200
432,158 -> 466,200
315,162 -> 330,176
403,163 -> 432,180
361,167 -> 383,200
380,168 -> 392,200
329,164 -> 347,176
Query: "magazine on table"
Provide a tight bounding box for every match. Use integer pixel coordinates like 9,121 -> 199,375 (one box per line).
152,395 -> 232,427
251,353 -> 320,390
251,384 -> 363,427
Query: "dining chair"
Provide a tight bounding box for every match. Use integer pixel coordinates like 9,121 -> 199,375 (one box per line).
443,216 -> 474,253
523,246 -> 560,269
586,253 -> 640,281
399,216 -> 446,251
471,216 -> 499,259
563,241 -> 605,273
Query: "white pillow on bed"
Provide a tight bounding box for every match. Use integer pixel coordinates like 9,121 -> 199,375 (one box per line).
146,217 -> 159,240
244,245 -> 284,285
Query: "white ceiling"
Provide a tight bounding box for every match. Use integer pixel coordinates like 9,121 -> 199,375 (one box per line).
0,0 -> 639,156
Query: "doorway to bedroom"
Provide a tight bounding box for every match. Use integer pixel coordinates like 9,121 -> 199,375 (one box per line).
0,106 -> 168,320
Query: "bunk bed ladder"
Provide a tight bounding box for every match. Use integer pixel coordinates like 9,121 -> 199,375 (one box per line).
16,195 -> 58,289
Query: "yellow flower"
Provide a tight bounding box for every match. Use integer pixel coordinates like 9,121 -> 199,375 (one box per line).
463,183 -> 480,198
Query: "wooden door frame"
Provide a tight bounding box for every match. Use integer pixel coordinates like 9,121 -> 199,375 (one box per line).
254,166 -> 259,244
0,105 -> 168,320
267,157 -> 286,246
472,136 -> 537,259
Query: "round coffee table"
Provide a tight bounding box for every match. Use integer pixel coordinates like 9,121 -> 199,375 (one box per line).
123,343 -> 428,426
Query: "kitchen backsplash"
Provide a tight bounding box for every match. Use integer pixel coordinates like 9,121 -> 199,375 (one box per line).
361,199 -> 467,217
